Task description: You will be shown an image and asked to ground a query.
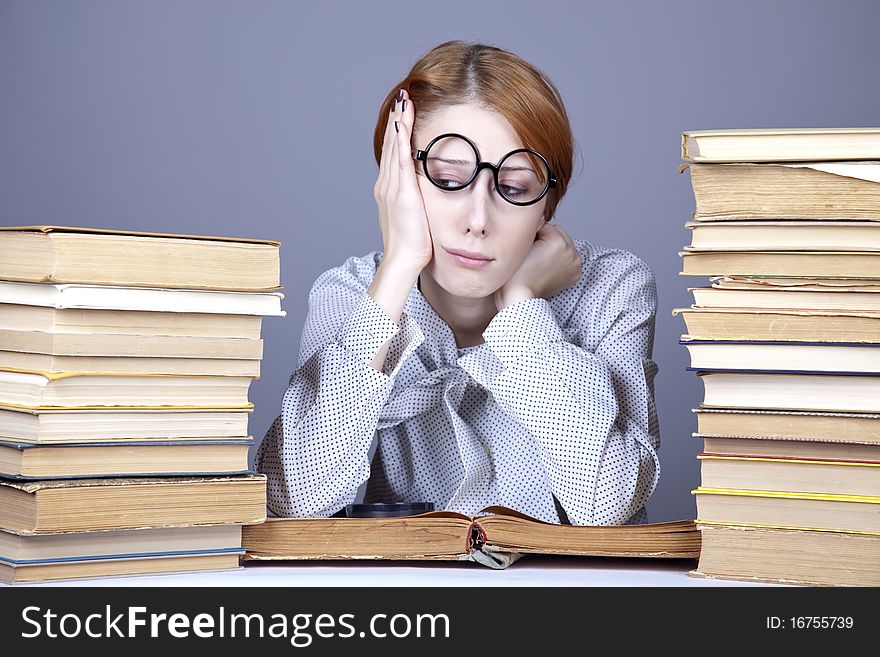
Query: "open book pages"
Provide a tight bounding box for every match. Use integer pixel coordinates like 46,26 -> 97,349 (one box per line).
241,506 -> 700,570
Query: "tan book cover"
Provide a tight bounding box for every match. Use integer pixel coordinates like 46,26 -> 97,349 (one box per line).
0,474 -> 267,534
684,163 -> 880,220
0,370 -> 254,409
698,453 -> 880,497
0,353 -> 260,377
690,284 -> 880,312
696,434 -> 880,461
674,307 -> 880,342
693,408 -> 880,444
693,487 -> 880,535
680,249 -> 880,278
697,371 -> 880,414
681,127 -> 880,162
0,328 -> 263,359
0,225 -> 281,292
1,552 -> 242,584
0,438 -> 253,479
0,303 -> 264,339
693,524 -> 880,586
0,406 -> 251,444
686,221 -> 880,251
680,339 -> 880,374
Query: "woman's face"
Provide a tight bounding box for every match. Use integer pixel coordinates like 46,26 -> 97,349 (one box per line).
413,102 -> 548,299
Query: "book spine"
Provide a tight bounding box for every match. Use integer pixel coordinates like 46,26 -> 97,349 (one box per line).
466,521 -> 487,554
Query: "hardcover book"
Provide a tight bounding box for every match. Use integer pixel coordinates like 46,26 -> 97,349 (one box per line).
681,128 -> 880,163
0,438 -> 253,479
0,225 -> 281,292
0,405 -> 251,444
695,434 -> 880,462
693,487 -> 880,535
681,339 -> 880,374
693,524 -> 880,586
0,281 -> 285,316
0,370 -> 254,409
695,369 -> 880,413
0,524 -> 243,584
686,221 -> 880,251
690,281 -> 880,312
673,307 -> 880,342
693,408 -> 880,443
0,474 -> 267,534
683,163 -> 880,220
697,453 -> 880,497
680,249 -> 880,278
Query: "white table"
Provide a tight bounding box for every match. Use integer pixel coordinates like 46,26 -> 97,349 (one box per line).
7,555 -> 784,587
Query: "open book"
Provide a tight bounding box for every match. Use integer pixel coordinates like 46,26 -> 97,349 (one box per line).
241,506 -> 700,570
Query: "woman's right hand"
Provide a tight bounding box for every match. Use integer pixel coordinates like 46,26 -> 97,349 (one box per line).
373,88 -> 433,277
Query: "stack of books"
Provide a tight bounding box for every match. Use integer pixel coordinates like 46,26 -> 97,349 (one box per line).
0,226 -> 281,584
675,128 -> 880,586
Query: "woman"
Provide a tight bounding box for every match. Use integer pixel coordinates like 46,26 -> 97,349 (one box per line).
256,41 -> 660,526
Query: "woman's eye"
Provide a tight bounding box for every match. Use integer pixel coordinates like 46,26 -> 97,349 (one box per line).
500,185 -> 526,197
435,177 -> 463,189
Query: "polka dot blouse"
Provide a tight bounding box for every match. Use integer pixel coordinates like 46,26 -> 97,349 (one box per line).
255,240 -> 661,526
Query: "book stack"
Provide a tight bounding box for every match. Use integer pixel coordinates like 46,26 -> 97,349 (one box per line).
0,226 -> 281,584
675,129 -> 880,586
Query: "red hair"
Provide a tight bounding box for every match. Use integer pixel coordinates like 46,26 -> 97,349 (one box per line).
373,41 -> 574,221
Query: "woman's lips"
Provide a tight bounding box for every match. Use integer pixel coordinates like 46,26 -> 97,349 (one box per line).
445,248 -> 493,269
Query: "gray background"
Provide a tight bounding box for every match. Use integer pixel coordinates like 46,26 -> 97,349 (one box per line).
2,0 -> 878,522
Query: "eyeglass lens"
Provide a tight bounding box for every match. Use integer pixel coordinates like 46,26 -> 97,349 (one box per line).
424,135 -> 549,204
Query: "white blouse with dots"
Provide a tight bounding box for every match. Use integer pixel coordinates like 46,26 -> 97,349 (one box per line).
255,239 -> 661,526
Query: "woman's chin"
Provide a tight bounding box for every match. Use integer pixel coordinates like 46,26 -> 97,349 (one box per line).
442,279 -> 500,299
424,265 -> 504,300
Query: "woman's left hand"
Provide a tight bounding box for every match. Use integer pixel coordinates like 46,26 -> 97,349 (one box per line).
494,223 -> 583,311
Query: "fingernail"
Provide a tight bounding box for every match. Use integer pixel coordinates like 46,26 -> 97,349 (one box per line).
391,98 -> 397,112
397,89 -> 405,101
402,99 -> 407,112
394,121 -> 399,133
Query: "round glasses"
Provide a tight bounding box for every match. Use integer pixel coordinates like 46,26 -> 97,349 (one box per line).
412,133 -> 557,207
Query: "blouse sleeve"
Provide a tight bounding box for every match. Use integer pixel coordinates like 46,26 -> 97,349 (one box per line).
466,252 -> 660,526
254,257 -> 424,517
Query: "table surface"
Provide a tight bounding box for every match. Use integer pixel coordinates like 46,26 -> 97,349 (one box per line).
6,555 -> 787,587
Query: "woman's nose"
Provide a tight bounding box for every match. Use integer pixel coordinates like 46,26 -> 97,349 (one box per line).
464,170 -> 495,235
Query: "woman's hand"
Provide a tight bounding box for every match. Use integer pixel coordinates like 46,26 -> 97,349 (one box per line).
494,223 -> 583,311
373,89 -> 433,278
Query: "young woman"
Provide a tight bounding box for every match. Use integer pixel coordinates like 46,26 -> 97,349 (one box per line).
256,41 -> 660,526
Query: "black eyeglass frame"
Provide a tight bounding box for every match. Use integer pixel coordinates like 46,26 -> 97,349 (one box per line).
411,132 -> 557,207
